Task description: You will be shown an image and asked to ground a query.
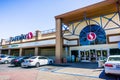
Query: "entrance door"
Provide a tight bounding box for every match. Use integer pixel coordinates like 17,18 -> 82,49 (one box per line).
85,50 -> 90,61
71,50 -> 78,62
80,50 -> 90,62
79,49 -> 108,62
96,50 -> 102,61
90,49 -> 96,62
80,51 -> 85,61
96,49 -> 108,61
102,50 -> 108,58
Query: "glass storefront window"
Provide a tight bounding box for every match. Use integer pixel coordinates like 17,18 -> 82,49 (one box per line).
110,48 -> 120,55
79,24 -> 106,46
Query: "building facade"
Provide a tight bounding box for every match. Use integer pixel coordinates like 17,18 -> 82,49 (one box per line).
0,30 -> 56,60
55,0 -> 120,63
0,0 -> 120,63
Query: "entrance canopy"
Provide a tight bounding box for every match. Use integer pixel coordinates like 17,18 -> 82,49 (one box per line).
55,0 -> 120,24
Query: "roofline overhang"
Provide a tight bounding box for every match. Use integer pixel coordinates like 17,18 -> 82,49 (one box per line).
55,0 -> 120,24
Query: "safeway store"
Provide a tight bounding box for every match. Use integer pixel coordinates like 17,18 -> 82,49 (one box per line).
0,30 -> 56,59
0,0 -> 120,63
55,0 -> 120,63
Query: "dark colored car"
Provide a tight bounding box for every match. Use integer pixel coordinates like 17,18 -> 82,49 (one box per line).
11,56 -> 30,66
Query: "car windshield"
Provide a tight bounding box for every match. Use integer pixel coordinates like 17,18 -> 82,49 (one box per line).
16,57 -> 22,59
30,56 -> 37,59
108,57 -> 120,61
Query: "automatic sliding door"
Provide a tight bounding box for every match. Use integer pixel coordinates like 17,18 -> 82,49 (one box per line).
85,50 -> 89,61
102,50 -> 107,58
80,51 -> 85,61
96,50 -> 101,61
90,49 -> 96,62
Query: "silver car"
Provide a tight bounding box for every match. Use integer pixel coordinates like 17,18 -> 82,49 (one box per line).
21,56 -> 54,68
0,55 -> 16,64
104,55 -> 120,75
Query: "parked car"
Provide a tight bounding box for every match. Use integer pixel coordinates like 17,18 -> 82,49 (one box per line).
11,56 -> 30,66
104,55 -> 120,75
0,55 -> 16,64
21,56 -> 54,68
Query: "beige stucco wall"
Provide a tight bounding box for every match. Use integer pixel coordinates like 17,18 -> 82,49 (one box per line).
63,13 -> 120,39
70,44 -> 118,51
63,13 -> 120,52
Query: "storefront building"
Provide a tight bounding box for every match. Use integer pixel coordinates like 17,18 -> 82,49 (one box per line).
0,0 -> 120,63
55,0 -> 120,63
0,30 -> 56,60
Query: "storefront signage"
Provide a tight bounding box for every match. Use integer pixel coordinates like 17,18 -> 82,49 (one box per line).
2,45 -> 8,48
11,44 -> 19,48
87,32 -> 96,41
10,32 -> 33,41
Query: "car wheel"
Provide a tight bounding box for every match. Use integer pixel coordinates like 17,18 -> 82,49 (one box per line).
49,61 -> 53,65
36,62 -> 40,68
105,73 -> 110,76
4,60 -> 9,64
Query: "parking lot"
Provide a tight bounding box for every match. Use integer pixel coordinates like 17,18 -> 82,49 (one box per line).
0,62 -> 120,80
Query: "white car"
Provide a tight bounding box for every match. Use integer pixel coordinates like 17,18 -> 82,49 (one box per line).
21,56 -> 54,67
0,55 -> 16,64
104,55 -> 120,75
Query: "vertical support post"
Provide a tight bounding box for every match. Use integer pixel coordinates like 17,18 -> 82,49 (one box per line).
55,18 -> 63,63
0,50 -> 1,54
36,30 -> 41,40
116,0 -> 120,21
8,49 -> 11,55
35,47 -> 38,56
19,48 -> 22,56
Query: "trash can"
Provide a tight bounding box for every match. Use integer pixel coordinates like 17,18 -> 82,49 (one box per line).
63,58 -> 67,63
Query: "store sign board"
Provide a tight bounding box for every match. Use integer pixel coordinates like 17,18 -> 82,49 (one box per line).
87,32 -> 96,41
10,32 -> 33,42
2,45 -> 8,48
109,35 -> 120,42
10,44 -> 19,48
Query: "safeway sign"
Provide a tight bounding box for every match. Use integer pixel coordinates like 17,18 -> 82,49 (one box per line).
10,32 -> 33,42
87,32 -> 96,41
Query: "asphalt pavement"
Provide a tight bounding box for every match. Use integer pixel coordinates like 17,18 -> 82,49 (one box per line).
0,63 -> 120,80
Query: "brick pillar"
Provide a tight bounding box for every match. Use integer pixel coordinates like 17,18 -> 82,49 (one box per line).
35,47 -> 38,56
8,49 -> 11,55
55,18 -> 63,63
19,48 -> 22,56
35,30 -> 41,40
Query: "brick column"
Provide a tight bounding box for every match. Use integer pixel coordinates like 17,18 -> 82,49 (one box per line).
19,48 -> 22,56
35,47 -> 38,56
8,49 -> 11,55
55,18 -> 63,63
0,50 -> 1,54
35,30 -> 41,40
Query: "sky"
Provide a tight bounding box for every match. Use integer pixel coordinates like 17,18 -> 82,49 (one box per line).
0,0 -> 104,40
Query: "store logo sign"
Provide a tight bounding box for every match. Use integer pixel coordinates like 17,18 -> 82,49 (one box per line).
87,32 -> 96,41
2,45 -> 8,48
10,32 -> 33,41
11,44 -> 19,48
